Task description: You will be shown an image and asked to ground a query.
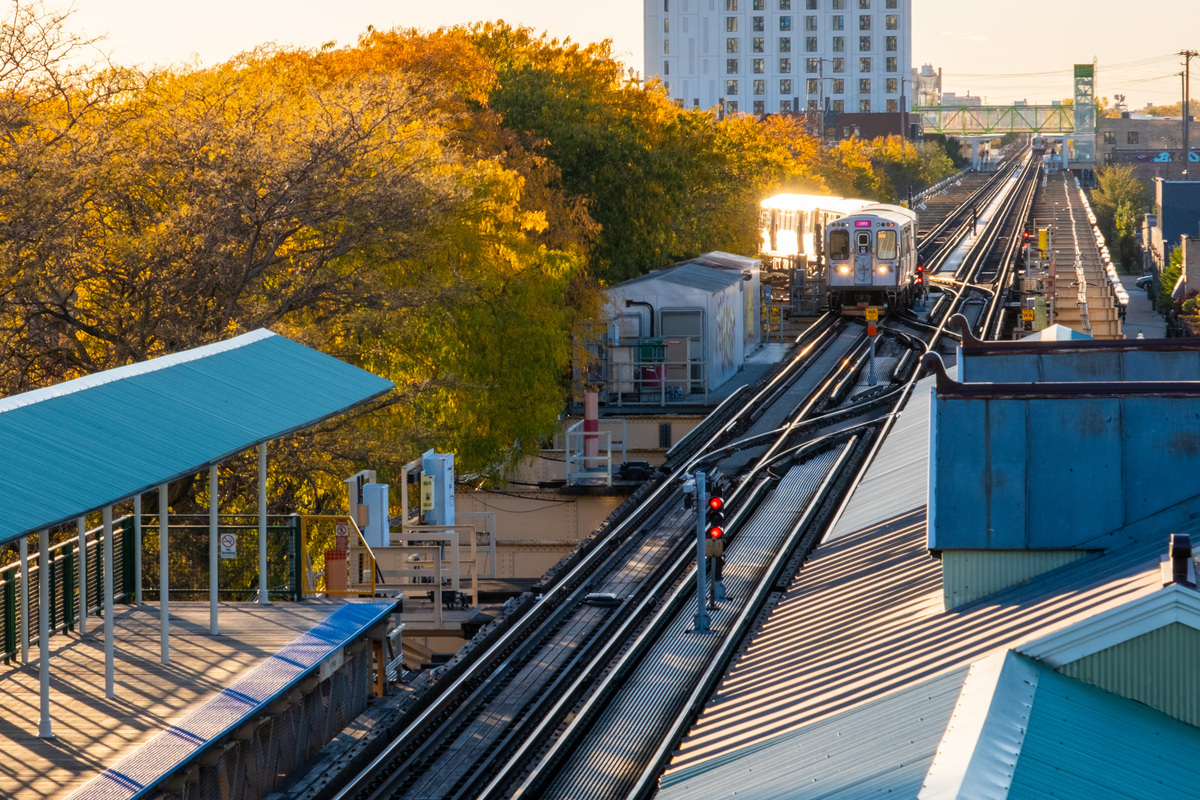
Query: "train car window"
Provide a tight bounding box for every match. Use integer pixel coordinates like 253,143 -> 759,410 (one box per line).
856,232 -> 870,254
829,229 -> 849,259
876,229 -> 897,259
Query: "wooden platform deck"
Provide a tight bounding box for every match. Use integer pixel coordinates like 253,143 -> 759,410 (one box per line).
0,600 -> 346,799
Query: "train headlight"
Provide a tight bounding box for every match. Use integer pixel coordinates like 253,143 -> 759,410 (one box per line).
838,265 -> 851,275
878,265 -> 890,274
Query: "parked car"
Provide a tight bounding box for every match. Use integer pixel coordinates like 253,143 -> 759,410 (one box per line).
1136,275 -> 1153,289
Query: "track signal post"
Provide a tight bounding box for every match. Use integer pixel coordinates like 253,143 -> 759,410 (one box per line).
865,307 -> 879,385
705,488 -> 727,609
692,471 -> 711,633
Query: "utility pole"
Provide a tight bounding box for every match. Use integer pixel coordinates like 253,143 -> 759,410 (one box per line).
1181,50 -> 1197,180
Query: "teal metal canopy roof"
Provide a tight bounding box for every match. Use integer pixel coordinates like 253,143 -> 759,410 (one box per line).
0,329 -> 393,546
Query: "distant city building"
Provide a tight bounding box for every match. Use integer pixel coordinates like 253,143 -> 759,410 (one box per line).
643,0 -> 912,123
939,91 -> 981,107
1097,116 -> 1196,182
912,62 -> 940,108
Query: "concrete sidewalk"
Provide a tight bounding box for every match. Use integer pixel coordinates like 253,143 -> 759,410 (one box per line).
1121,279 -> 1166,339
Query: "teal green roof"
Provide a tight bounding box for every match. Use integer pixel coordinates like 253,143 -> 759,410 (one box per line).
0,330 -> 393,545
1008,665 -> 1200,799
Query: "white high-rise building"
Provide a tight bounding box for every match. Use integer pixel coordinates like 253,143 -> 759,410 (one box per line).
644,0 -> 912,121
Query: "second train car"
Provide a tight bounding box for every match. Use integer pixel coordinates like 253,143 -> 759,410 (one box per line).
824,203 -> 920,314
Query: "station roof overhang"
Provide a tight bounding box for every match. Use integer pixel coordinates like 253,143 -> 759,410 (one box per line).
0,329 -> 394,547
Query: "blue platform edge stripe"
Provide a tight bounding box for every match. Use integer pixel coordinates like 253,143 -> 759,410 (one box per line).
67,601 -> 395,800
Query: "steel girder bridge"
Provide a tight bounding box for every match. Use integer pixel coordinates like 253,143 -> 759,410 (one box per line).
916,105 -> 1075,135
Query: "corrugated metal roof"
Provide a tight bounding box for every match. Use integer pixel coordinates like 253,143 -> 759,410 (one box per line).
659,666 -> 969,800
827,366 -> 955,541
615,263 -> 743,292
0,329 -> 393,545
1006,664 -> 1200,799
661,510 -> 1171,781
690,251 -> 760,271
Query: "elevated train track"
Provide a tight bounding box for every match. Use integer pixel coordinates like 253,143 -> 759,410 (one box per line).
306,154 -> 1042,800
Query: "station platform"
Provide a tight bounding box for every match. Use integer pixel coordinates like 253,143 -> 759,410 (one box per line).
0,600 -> 392,799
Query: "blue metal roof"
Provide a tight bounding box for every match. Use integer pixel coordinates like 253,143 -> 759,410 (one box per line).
1007,664 -> 1200,800
616,262 -> 743,292
658,667 -> 969,800
68,600 -> 395,800
0,330 -> 393,545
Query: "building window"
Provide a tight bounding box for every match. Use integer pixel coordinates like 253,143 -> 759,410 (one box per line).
754,58 -> 765,73
727,38 -> 739,53
728,99 -> 739,112
1104,152 -> 1113,165
727,79 -> 739,94
832,15 -> 844,29
1103,130 -> 1116,144
664,39 -> 670,53
832,0 -> 844,6
726,0 -> 738,9
886,56 -> 897,71
780,16 -> 792,30
833,36 -> 844,51
806,58 -> 819,73
859,36 -> 871,51
779,0 -> 791,8
859,15 -> 871,29
833,78 -> 844,93
859,0 -> 869,7
887,98 -> 898,112
860,99 -> 871,111
885,14 -> 897,29
832,57 -> 844,72
806,77 -> 818,93
886,77 -> 897,92
753,37 -> 765,52
754,79 -> 766,94
781,99 -> 793,112
753,16 -> 765,31
1128,131 -> 1139,144
754,100 -> 766,113
664,0 -> 669,8
780,57 -> 792,71
806,15 -> 818,30
886,36 -> 896,51
860,57 -> 871,71
781,79 -> 793,93
727,17 -> 739,31
665,61 -> 670,75
727,58 -> 740,73
780,37 -> 791,51
807,98 -> 818,110
806,37 -> 818,52
807,0 -> 818,7
664,18 -> 669,32
754,0 -> 764,8
859,77 -> 871,92
885,0 -> 896,6
833,99 -> 844,110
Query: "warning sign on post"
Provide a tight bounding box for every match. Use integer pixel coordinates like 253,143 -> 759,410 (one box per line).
335,520 -> 349,551
865,308 -> 879,321
220,532 -> 237,559
1022,309 -> 1035,321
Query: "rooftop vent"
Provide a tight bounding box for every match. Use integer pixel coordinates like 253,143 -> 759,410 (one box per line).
1161,533 -> 1196,588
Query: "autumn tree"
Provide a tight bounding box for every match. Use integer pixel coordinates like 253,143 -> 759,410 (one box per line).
1091,165 -> 1149,273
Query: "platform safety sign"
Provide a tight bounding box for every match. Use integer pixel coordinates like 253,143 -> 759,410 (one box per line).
220,532 -> 237,559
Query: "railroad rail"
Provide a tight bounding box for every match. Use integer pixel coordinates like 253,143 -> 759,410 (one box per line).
300,157 -> 1039,800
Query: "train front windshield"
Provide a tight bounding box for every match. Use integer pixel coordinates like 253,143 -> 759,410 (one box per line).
829,229 -> 849,260
876,230 -> 897,260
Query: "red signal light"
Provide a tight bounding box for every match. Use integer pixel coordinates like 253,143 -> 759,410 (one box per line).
706,524 -> 725,540
707,496 -> 724,512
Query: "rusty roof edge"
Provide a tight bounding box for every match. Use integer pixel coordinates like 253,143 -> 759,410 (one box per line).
922,352 -> 1200,398
952,312 -> 1200,355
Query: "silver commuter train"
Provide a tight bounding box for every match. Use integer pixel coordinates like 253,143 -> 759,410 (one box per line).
759,193 -> 873,265
824,203 -> 920,315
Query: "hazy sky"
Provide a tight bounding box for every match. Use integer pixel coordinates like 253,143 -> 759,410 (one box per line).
68,0 -> 1198,109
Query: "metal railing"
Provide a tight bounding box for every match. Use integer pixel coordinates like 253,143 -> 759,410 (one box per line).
0,514 -> 308,665
0,517 -> 135,664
